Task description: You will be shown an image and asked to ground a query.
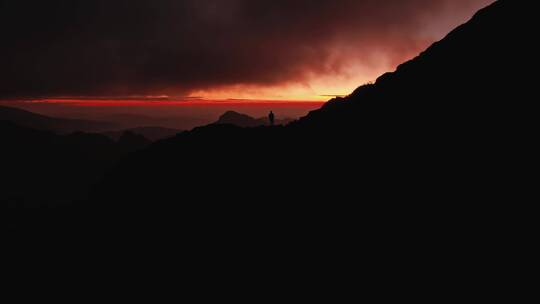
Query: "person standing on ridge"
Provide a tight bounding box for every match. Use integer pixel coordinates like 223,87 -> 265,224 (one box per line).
269,111 -> 275,126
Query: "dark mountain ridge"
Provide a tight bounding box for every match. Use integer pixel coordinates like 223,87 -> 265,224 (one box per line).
1,121 -> 149,207
296,0 -> 528,131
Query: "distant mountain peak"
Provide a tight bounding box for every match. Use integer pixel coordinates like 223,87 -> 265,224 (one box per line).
220,111 -> 255,121
215,111 -> 263,128
215,111 -> 293,128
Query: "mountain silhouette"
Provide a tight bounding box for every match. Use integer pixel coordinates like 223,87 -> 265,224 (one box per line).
92,1 -> 532,213
214,111 -> 293,127
6,1 -> 534,239
0,105 -> 116,133
294,0 -> 528,133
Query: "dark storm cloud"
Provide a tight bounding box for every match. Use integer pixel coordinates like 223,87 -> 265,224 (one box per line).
0,0 -> 493,99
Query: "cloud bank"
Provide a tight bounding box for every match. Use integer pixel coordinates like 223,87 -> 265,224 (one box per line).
0,0 -> 493,99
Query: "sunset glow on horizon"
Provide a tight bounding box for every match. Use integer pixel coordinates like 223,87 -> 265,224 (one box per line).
18,98 -> 326,107
1,0 -> 493,107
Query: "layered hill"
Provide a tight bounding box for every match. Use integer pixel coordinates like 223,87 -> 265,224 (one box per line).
0,106 -> 116,133
1,121 -> 149,207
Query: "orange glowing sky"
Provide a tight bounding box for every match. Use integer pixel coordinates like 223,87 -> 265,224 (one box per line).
1,0 -> 494,104
187,66 -> 378,101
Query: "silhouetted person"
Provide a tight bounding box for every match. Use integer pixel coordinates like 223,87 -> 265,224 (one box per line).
269,111 -> 275,126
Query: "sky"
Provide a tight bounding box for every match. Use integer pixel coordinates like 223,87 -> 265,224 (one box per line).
0,0 -> 494,126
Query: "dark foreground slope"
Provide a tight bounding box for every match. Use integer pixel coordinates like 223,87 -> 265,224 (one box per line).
93,0 -> 534,225
296,0 -> 531,132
